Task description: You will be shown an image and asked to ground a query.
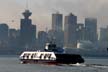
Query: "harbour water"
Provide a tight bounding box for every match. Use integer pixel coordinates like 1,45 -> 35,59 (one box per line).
0,56 -> 108,72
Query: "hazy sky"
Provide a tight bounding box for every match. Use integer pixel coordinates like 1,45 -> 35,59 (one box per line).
0,0 -> 108,31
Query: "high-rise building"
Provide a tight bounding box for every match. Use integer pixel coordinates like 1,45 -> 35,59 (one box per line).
64,13 -> 77,48
0,24 -> 9,54
98,26 -> 108,49
0,23 -> 9,41
52,12 -> 63,31
8,29 -> 20,54
31,25 -> 36,43
85,18 -> 98,43
48,29 -> 64,47
51,12 -> 64,47
77,23 -> 85,41
37,31 -> 48,50
20,10 -> 36,50
99,26 -> 108,41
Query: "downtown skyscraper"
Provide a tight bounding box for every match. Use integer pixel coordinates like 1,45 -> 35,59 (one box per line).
49,12 -> 64,47
85,18 -> 98,43
20,9 -> 36,50
52,12 -> 63,31
64,13 -> 77,48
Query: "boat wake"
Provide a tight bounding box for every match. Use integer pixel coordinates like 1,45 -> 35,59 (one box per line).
84,64 -> 108,69
58,63 -> 108,69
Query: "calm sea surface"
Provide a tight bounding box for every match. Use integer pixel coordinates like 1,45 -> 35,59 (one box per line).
0,56 -> 108,72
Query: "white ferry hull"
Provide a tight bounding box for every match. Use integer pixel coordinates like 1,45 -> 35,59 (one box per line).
20,52 -> 84,65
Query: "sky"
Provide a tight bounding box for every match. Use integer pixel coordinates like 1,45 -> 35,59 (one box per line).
0,0 -> 108,31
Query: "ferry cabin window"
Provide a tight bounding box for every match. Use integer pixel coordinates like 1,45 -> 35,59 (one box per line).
39,54 -> 52,60
39,54 -> 44,59
23,53 -> 30,59
31,53 -> 38,58
44,54 -> 51,59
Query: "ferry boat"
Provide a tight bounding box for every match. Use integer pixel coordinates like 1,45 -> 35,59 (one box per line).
19,42 -> 84,64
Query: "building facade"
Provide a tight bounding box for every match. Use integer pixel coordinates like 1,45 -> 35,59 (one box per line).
85,18 -> 98,43
20,10 -> 36,50
51,12 -> 64,47
52,12 -> 63,31
64,13 -> 77,48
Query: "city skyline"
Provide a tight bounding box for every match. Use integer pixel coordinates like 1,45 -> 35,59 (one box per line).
0,6 -> 107,56
0,0 -> 108,31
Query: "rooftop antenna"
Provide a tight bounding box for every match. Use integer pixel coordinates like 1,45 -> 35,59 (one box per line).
26,0 -> 29,10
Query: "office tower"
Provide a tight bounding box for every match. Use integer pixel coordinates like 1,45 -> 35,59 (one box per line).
85,18 -> 98,43
0,23 -> 9,41
0,24 -> 9,54
51,12 -> 64,47
48,29 -> 64,47
64,13 -> 77,48
37,31 -> 48,50
77,23 -> 85,41
99,27 -> 108,41
8,29 -> 20,54
31,25 -> 36,43
52,12 -> 63,31
98,26 -> 108,49
20,10 -> 36,50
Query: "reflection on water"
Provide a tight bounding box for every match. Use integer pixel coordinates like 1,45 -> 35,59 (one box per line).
0,56 -> 107,72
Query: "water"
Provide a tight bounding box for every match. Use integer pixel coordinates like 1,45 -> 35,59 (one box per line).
0,56 -> 108,72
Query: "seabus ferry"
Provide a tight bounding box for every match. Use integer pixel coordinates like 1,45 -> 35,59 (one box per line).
19,42 -> 84,64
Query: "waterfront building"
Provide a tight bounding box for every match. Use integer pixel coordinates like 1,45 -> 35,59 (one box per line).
85,18 -> 98,43
38,31 -> 48,50
8,29 -> 20,54
99,26 -> 108,41
77,23 -> 85,41
0,24 -> 9,41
